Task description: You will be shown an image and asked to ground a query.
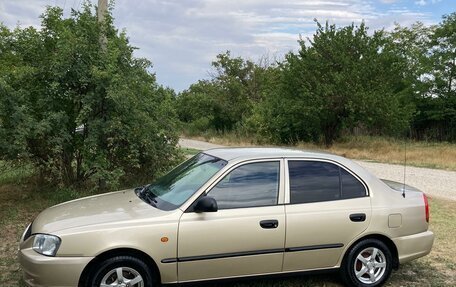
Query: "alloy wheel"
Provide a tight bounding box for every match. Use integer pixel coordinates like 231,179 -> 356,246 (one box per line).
353,247 -> 387,285
100,266 -> 144,287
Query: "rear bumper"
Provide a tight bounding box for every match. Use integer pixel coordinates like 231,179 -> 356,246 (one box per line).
392,230 -> 434,264
19,248 -> 93,287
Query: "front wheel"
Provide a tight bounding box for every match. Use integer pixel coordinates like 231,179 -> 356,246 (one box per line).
88,255 -> 155,287
340,239 -> 393,287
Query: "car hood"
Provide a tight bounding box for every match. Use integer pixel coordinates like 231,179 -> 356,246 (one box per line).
32,189 -> 166,234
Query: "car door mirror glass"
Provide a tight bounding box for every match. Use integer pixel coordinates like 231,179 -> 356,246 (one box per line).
194,196 -> 218,213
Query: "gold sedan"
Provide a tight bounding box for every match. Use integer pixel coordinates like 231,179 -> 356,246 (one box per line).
19,148 -> 434,287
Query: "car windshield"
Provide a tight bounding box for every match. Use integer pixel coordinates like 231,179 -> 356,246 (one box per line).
140,153 -> 227,210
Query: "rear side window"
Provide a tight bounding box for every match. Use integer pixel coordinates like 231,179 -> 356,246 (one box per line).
341,168 -> 367,199
288,161 -> 366,204
208,161 -> 280,209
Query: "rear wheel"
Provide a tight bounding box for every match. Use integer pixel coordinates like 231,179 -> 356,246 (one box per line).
88,255 -> 155,287
340,239 -> 393,287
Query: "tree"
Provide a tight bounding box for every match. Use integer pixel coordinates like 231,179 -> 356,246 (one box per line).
0,4 -> 180,188
176,80 -> 219,133
176,51 -> 277,133
420,12 -> 456,140
432,13 -> 456,100
392,13 -> 456,141
257,21 -> 414,145
389,22 -> 434,98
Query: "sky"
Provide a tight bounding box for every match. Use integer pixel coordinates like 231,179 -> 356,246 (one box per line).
0,1 -> 454,92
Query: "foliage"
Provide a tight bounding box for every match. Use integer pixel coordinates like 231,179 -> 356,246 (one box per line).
176,51 -> 277,133
179,12 -> 456,145
176,80 -> 219,133
409,13 -> 456,141
0,4 -> 180,188
202,22 -> 414,145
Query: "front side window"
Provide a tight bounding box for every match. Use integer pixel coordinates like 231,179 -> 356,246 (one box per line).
140,153 -> 227,210
288,160 -> 366,204
208,161 -> 280,209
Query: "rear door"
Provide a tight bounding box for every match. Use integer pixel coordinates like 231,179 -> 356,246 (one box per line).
177,159 -> 286,282
283,159 -> 372,271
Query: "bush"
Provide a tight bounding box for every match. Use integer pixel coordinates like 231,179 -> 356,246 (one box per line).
0,5 -> 180,188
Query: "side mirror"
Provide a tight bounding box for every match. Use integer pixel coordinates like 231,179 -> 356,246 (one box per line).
194,196 -> 218,213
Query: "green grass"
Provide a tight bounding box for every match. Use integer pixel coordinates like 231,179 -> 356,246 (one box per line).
0,161 -> 454,286
0,161 -> 34,185
0,163 -> 100,286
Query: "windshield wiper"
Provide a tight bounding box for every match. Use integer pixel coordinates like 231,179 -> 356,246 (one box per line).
134,186 -> 146,195
135,185 -> 157,207
143,191 -> 157,206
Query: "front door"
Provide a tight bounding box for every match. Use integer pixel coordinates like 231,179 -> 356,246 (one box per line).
177,160 -> 286,282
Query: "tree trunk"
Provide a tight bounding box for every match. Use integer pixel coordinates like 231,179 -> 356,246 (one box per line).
323,124 -> 337,147
62,150 -> 75,184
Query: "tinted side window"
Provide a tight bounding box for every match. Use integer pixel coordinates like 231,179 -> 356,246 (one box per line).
208,161 -> 280,209
289,161 -> 340,204
341,168 -> 366,199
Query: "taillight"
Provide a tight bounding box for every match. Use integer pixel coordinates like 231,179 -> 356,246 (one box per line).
423,194 -> 429,223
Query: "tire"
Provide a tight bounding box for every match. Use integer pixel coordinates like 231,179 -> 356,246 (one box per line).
340,239 -> 393,287
87,255 -> 155,287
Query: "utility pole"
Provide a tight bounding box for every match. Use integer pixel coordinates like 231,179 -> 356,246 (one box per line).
97,0 -> 108,51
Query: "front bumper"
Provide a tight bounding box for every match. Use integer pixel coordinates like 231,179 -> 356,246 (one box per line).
392,230 -> 434,264
19,248 -> 93,287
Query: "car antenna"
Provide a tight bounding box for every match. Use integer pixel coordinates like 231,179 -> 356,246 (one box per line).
402,129 -> 409,198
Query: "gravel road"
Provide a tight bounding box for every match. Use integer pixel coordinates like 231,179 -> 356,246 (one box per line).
179,138 -> 456,201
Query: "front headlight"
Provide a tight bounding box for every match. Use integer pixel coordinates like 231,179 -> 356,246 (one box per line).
32,234 -> 61,256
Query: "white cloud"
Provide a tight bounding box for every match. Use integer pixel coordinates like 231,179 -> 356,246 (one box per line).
414,0 -> 442,6
0,0 -> 45,28
0,0 -> 439,91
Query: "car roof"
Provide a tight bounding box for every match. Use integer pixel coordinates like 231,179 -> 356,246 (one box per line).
204,147 -> 336,162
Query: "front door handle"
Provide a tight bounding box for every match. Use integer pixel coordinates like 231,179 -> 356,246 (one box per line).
260,220 -> 279,229
350,213 -> 366,222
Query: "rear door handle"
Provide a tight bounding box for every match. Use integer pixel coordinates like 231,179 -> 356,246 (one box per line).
350,213 -> 366,222
260,220 -> 279,229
